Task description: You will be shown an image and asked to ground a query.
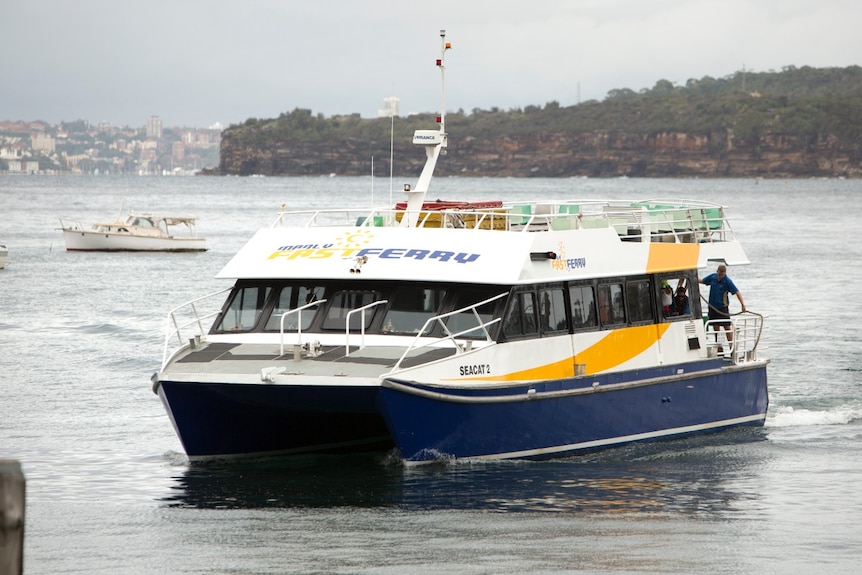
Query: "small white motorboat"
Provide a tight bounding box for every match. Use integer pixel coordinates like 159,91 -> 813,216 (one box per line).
59,212 -> 206,252
0,244 -> 7,269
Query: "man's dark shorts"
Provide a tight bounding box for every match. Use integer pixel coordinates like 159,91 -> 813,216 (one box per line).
708,306 -> 730,326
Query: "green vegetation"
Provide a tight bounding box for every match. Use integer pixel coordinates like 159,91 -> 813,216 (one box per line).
224,65 -> 862,152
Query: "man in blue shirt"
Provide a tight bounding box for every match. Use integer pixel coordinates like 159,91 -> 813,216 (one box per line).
700,264 -> 746,352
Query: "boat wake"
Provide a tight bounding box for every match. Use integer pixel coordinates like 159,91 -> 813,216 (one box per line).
767,404 -> 862,427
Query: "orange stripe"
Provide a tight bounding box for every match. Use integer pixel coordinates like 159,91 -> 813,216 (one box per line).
646,243 -> 700,273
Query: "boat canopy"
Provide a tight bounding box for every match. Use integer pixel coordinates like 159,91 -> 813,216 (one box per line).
126,214 -> 198,226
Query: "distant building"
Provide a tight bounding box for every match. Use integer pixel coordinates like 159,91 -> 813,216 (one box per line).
146,116 -> 163,139
172,141 -> 185,162
377,96 -> 400,118
7,159 -> 40,174
0,140 -> 26,160
31,132 -> 55,153
179,128 -> 221,148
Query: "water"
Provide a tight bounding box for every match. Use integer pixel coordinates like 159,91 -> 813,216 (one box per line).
2,174 -> 861,574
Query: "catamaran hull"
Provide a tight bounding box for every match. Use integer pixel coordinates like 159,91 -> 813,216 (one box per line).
380,361 -> 768,463
62,230 -> 206,251
157,380 -> 392,460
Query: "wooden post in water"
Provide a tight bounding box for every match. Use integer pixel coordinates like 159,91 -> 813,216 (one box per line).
0,460 -> 25,575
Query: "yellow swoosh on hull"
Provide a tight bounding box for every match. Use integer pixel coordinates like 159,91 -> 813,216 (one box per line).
576,323 -> 670,374
455,323 -> 671,382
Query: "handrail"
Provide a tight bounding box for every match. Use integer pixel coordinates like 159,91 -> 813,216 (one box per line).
273,208 -> 392,228
267,200 -> 735,242
345,300 -> 389,356
278,299 -> 328,356
161,287 -> 231,368
390,292 -> 508,372
58,217 -> 87,231
704,311 -> 764,364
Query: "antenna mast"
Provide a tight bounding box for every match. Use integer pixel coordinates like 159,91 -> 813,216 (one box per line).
438,28 -> 447,136
400,30 -> 452,227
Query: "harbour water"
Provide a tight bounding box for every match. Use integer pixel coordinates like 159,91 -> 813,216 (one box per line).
1,174 -> 861,574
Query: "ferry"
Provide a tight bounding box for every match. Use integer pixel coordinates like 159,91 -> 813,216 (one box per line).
152,31 -> 767,462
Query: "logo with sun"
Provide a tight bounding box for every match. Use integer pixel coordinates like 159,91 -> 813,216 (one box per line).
334,229 -> 374,250
551,241 -> 567,271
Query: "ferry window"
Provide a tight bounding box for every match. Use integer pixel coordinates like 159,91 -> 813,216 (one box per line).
669,279 -> 691,317
626,280 -> 654,324
598,283 -> 626,326
660,279 -> 674,317
382,287 -> 446,335
539,287 -> 568,334
322,290 -> 382,330
569,285 -> 597,330
264,285 -> 325,331
215,285 -> 272,332
503,291 -> 538,339
444,289 -> 500,339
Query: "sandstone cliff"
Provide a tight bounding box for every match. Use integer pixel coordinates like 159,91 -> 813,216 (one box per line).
216,128 -> 860,178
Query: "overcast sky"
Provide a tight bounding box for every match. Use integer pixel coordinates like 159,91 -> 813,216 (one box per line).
4,0 -> 859,129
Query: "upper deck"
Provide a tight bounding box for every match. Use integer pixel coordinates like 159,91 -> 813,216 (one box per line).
215,198 -> 750,284
272,197 -> 735,244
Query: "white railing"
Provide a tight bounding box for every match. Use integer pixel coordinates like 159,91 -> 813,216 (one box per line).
704,312 -> 764,364
390,292 -> 507,372
344,300 -> 389,356
534,199 -> 733,242
272,208 -> 397,228
58,217 -> 88,232
161,287 -> 231,368
278,299 -> 328,356
266,199 -> 733,244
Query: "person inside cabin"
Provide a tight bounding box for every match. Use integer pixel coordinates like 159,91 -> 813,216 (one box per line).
661,281 -> 673,317
671,284 -> 690,316
305,290 -> 318,304
700,264 -> 746,351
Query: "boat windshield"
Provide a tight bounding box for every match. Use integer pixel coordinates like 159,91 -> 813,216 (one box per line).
264,285 -> 326,331
322,290 -> 383,331
214,285 -> 272,332
127,216 -> 156,228
443,288 -> 500,339
210,282 -> 504,337
380,286 -> 447,335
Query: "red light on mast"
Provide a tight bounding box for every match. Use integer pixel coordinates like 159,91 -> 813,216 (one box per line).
436,116 -> 442,123
436,59 -> 442,66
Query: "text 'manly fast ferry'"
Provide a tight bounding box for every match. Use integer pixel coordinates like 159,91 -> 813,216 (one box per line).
152,31 -> 767,463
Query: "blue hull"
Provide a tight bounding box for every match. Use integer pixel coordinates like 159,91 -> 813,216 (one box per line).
379,361 -> 768,462
157,381 -> 392,460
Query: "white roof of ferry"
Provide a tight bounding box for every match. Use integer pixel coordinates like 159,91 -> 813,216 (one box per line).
215,223 -> 750,285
